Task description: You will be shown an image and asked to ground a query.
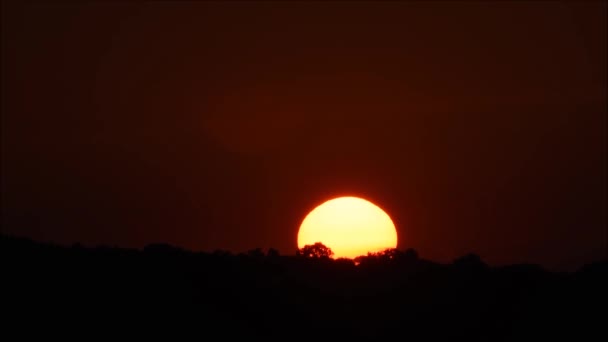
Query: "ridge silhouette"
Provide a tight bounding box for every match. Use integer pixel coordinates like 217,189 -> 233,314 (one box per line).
2,234 -> 606,341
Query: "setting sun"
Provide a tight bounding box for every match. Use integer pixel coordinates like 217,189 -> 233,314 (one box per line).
297,196 -> 398,259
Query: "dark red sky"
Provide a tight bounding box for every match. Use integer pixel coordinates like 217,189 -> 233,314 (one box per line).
2,1 -> 606,270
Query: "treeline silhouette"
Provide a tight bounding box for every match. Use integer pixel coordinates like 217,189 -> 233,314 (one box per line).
2,234 -> 606,341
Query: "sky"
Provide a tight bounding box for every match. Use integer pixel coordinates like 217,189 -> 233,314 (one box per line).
2,1 -> 606,270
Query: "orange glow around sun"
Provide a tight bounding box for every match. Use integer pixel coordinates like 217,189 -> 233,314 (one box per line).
297,196 -> 398,259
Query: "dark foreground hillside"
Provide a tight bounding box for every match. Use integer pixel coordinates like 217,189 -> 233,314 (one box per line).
2,235 -> 606,341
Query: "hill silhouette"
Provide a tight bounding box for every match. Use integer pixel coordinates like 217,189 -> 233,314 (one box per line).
2,234 -> 606,340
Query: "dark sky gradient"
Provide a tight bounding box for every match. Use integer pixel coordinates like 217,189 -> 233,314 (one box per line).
2,1 -> 606,270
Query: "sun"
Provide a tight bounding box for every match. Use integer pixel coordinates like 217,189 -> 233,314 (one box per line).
297,196 -> 398,259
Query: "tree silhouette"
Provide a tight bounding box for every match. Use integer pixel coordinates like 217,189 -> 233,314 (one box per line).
247,248 -> 265,258
267,248 -> 280,258
403,248 -> 419,261
353,248 -> 420,266
297,242 -> 334,259
376,248 -> 401,260
453,253 -> 488,271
